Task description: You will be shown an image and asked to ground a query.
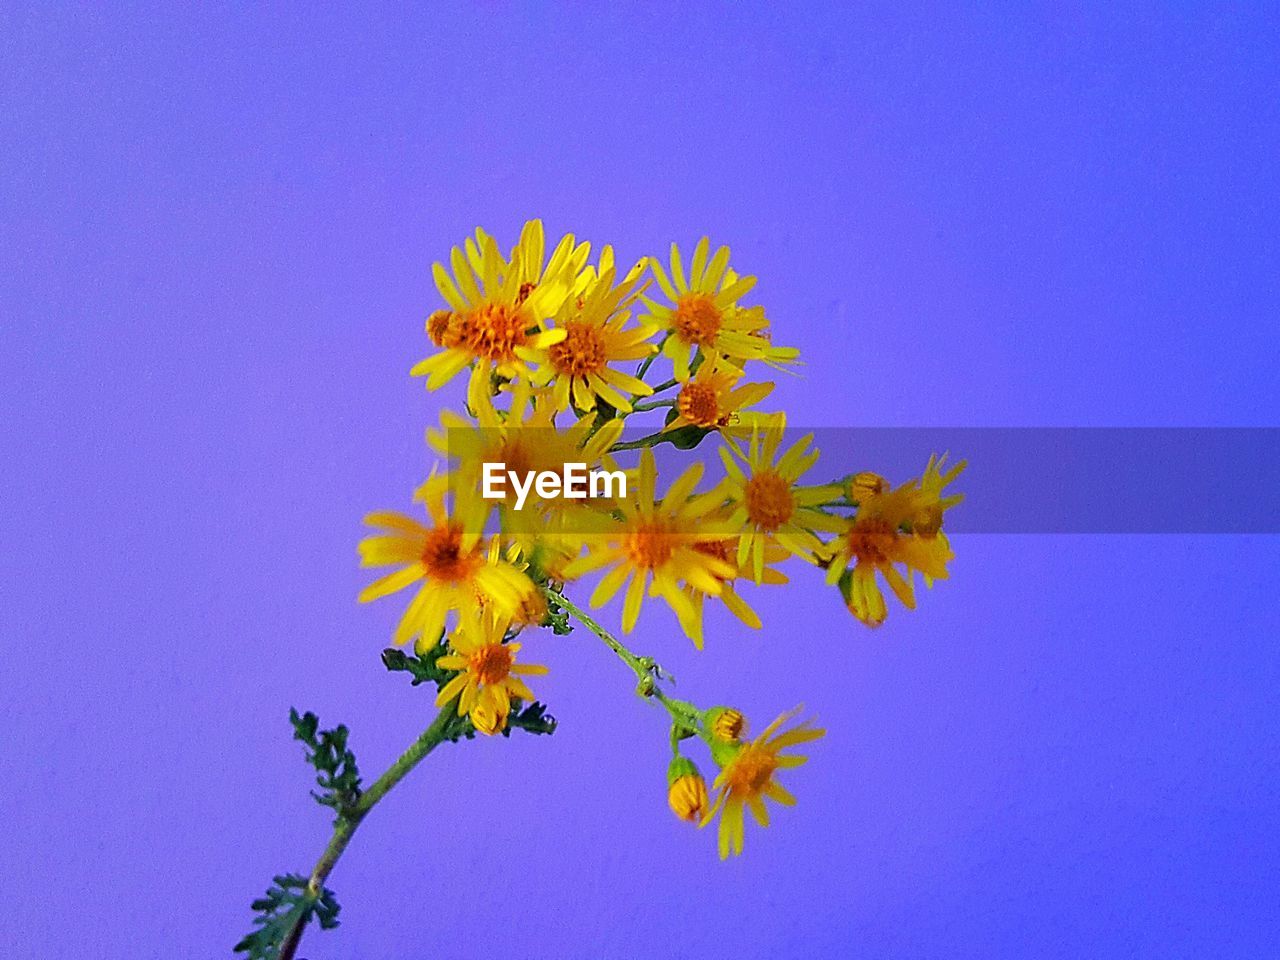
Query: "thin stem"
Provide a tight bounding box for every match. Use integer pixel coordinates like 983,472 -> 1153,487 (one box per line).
631,398 -> 675,413
636,335 -> 669,380
544,586 -> 703,736
609,431 -> 669,452
280,699 -> 462,960
547,587 -> 649,680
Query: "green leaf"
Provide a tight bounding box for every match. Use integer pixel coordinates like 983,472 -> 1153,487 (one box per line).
234,873 -> 341,959
289,709 -> 362,820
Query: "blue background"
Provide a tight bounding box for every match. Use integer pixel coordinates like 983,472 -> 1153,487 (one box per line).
3,4 -> 1278,957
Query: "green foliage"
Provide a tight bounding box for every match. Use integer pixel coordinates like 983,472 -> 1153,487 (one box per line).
234,873 -> 340,959
383,644 -> 558,739
380,636 -> 452,690
505,699 -> 557,737
289,709 -> 362,819
543,593 -> 574,636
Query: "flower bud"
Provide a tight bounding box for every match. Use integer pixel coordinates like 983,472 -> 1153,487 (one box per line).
666,757 -> 708,823
703,706 -> 746,743
470,699 -> 507,736
848,471 -> 888,504
912,504 -> 944,539
426,310 -> 455,347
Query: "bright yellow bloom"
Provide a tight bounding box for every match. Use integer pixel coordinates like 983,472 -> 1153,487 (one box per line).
665,356 -> 774,434
435,610 -> 548,735
721,415 -> 843,581
531,247 -> 656,413
701,708 -> 825,859
560,449 -> 733,640
642,238 -> 798,379
823,455 -> 965,626
425,379 -> 624,542
411,220 -> 588,391
357,485 -> 535,652
676,528 -> 788,645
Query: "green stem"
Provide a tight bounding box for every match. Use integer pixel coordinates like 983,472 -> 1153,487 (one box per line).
280,699 -> 462,960
547,587 -> 649,679
609,431 -> 670,452
631,398 -> 675,413
543,586 -> 703,735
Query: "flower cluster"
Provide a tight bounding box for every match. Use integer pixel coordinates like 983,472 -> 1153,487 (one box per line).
358,219 -> 966,857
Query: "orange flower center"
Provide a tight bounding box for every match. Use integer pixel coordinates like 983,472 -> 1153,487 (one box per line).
677,381 -> 721,427
420,525 -> 482,582
548,320 -> 608,376
469,643 -> 514,686
724,746 -> 779,797
462,302 -> 530,363
744,470 -> 794,531
846,519 -> 897,564
626,522 -> 674,569
673,294 -> 722,346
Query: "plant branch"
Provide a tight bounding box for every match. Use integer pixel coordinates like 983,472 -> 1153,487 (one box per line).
542,585 -> 702,735
278,699 -> 463,960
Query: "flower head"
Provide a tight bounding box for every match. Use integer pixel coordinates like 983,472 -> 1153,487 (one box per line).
425,378 -> 624,542
357,484 -> 535,651
560,449 -> 734,641
532,247 -> 656,413
823,455 -> 965,626
641,238 -> 798,379
665,356 -> 774,434
411,220 -> 587,391
721,415 -> 843,581
701,708 -> 825,858
435,610 -> 548,735
674,528 -> 789,645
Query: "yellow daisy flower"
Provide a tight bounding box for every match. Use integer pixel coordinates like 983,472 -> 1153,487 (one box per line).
700,708 -> 825,859
559,448 -> 733,640
676,531 -> 789,645
641,238 -> 798,379
720,415 -> 843,582
664,356 -> 774,434
435,610 -> 548,736
823,456 -> 964,626
411,220 -> 587,391
357,484 -> 535,652
533,247 -> 656,413
425,379 -> 625,539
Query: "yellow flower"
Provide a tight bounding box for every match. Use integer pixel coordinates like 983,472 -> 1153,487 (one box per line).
357,484 -> 535,652
642,238 -> 798,379
721,414 -> 843,581
532,247 -> 656,413
667,757 -> 709,823
560,448 -> 733,640
425,378 -> 624,536
700,708 -> 825,859
823,456 -> 965,626
676,529 -> 788,645
905,454 -> 966,541
435,610 -> 548,735
411,220 -> 587,391
664,356 -> 774,434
